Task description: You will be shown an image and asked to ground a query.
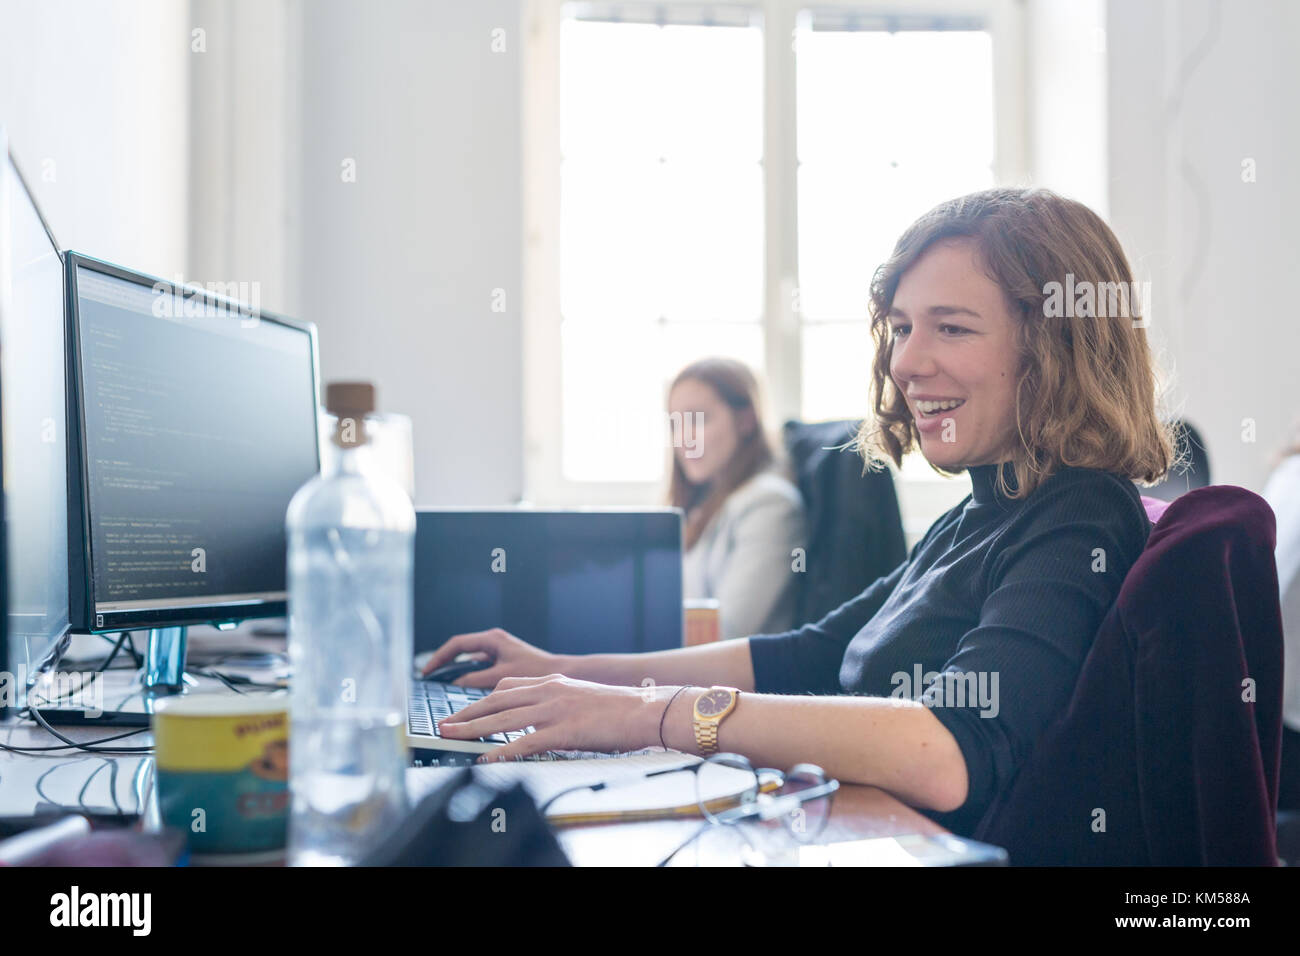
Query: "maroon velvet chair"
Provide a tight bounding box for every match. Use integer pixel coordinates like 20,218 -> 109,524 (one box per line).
970,486 -> 1284,865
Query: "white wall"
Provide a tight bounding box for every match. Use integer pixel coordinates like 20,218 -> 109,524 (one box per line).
0,0 -> 190,277
1025,0 -> 1108,216
187,0 -> 303,314
190,0 -> 525,507
1107,0 -> 1300,492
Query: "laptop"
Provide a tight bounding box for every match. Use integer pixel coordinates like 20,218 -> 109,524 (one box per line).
406,508 -> 683,764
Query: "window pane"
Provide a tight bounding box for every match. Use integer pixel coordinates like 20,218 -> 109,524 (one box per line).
561,321 -> 664,482
560,16 -> 766,483
561,20 -> 665,159
660,322 -> 765,390
661,161 -> 763,322
561,20 -> 762,162
796,28 -> 996,323
797,161 -> 994,321
659,24 -> 763,162
796,30 -> 995,166
796,26 -> 998,427
562,158 -> 665,323
562,320 -> 763,483
800,322 -> 873,423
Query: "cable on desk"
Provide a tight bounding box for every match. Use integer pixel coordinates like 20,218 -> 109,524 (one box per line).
22,631 -> 135,711
95,630 -> 143,670
13,707 -> 153,755
190,668 -> 247,695
107,758 -> 123,816
655,821 -> 712,867
76,759 -> 109,812
34,761 -> 60,809
0,730 -> 148,755
10,631 -> 277,755
25,755 -> 134,818
3,634 -> 152,753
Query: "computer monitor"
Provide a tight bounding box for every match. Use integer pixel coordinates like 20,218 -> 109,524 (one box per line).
63,253 -> 320,698
413,509 -> 684,656
0,148 -> 72,719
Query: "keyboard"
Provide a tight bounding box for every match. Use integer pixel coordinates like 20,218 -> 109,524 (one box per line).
406,679 -> 535,766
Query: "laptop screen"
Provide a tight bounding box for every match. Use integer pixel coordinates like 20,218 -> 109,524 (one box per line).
1,151 -> 71,699
414,510 -> 683,656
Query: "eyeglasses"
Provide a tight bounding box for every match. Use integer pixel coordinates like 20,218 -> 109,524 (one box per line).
656,753 -> 839,867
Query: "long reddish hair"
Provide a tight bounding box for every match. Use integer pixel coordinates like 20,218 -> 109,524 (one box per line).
666,358 -> 774,550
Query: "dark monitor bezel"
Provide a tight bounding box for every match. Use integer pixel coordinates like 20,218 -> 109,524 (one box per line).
64,251 -> 321,633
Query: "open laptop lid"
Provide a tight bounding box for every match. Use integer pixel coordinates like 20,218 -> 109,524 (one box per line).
414,507 -> 684,656
5,146 -> 60,253
1,137 -> 74,718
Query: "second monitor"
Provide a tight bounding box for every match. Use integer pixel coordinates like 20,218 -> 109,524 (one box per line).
64,254 -> 320,689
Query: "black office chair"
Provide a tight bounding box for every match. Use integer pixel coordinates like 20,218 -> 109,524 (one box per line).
1143,419 -> 1211,502
782,419 -> 907,625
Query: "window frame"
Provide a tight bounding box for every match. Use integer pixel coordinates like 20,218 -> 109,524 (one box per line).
521,0 -> 1027,508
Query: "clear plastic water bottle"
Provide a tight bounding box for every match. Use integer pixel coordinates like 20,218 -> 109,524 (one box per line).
286,382 -> 414,866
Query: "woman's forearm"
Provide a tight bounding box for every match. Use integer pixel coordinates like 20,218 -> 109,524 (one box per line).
659,689 -> 969,813
558,639 -> 756,692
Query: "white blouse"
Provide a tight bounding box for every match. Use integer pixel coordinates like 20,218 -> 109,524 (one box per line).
681,469 -> 806,642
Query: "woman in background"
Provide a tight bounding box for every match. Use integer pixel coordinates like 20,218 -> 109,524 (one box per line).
666,358 -> 805,641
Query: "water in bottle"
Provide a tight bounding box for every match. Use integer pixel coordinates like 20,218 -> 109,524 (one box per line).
286,382 -> 415,866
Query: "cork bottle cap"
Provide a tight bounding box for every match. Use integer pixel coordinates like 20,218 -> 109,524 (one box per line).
325,382 -> 376,448
325,382 -> 376,417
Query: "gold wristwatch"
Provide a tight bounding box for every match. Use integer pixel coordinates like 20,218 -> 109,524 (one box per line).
693,686 -> 740,755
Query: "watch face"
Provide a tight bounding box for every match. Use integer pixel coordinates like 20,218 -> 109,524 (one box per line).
697,689 -> 733,717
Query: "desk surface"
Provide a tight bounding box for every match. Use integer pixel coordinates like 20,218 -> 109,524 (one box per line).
2,713 -> 946,866
557,781 -> 947,866
3,628 -> 947,865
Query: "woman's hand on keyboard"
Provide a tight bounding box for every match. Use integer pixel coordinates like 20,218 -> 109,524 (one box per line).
438,675 -> 676,759
419,628 -> 562,688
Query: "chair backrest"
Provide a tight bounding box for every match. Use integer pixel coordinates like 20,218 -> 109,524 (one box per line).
973,485 -> 1283,864
1143,419 -> 1211,501
782,419 -> 906,624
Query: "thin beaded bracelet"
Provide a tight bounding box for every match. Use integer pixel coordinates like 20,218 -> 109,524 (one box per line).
659,685 -> 695,750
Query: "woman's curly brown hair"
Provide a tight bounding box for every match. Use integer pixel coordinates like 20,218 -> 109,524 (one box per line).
856,187 -> 1175,498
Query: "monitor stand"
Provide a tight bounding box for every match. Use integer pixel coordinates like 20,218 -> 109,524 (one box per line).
29,625 -> 240,726
142,626 -> 189,693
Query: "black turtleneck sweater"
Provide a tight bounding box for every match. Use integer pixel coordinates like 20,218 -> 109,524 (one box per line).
747,463 -> 1150,836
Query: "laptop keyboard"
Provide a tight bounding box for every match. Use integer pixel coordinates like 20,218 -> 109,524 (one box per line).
408,680 -> 533,743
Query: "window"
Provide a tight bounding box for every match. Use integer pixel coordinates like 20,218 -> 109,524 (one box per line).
558,14 -> 765,483
797,21 -> 996,421
524,0 -> 1024,516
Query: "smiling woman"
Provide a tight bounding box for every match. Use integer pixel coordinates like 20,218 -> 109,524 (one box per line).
428,187 -> 1176,839
862,188 -> 1174,499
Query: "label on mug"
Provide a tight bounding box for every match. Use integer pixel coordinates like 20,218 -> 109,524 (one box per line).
152,694 -> 290,856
